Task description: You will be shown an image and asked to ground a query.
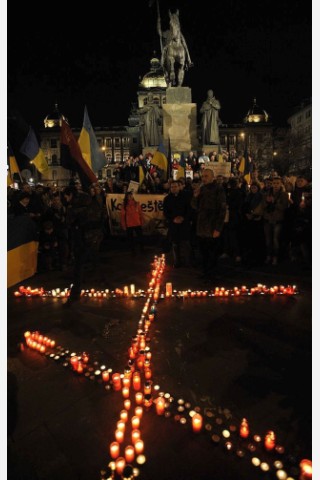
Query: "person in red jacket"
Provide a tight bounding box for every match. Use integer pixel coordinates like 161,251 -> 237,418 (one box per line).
120,191 -> 144,255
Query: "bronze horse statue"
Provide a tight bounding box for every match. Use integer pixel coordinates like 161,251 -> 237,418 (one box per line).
158,10 -> 192,87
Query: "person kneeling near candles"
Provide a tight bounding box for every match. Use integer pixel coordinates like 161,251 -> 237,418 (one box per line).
120,191 -> 144,255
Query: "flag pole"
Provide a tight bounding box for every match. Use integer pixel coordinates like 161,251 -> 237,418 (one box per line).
157,0 -> 163,54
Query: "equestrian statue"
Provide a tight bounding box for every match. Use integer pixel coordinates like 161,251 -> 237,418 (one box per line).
157,8 -> 193,87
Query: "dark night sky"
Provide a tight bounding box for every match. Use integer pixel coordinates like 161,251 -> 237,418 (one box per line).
8,0 -> 311,131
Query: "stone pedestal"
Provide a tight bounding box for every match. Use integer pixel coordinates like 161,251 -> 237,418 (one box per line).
201,145 -> 220,155
163,87 -> 198,153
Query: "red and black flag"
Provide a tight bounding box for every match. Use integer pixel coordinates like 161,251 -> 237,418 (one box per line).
60,120 -> 98,188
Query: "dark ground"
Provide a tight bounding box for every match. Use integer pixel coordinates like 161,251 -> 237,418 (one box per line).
7,237 -> 312,480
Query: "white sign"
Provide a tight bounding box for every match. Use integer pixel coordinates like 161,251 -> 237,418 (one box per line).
127,180 -> 140,194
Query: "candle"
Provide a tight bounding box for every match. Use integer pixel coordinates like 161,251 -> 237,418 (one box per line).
131,429 -> 140,444
115,457 -> 126,475
117,421 -> 126,432
132,372 -> 141,391
70,356 -> 78,371
82,352 -> 89,363
110,441 -> 120,459
130,284 -> 135,295
102,370 -> 110,382
120,410 -> 128,422
124,445 -> 135,463
144,381 -> 152,395
112,373 -> 122,391
166,283 -> 173,297
135,392 -> 144,405
192,413 -> 203,433
264,431 -> 276,451
124,399 -> 131,410
299,459 -> 312,479
115,429 -> 124,443
122,387 -> 130,398
134,439 -> 144,454
131,416 -> 140,429
155,396 -> 165,415
239,418 -> 249,438
134,406 -> 143,418
122,377 -> 131,388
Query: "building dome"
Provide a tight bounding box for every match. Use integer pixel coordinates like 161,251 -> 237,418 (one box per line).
244,98 -> 269,123
44,103 -> 67,128
139,56 -> 167,89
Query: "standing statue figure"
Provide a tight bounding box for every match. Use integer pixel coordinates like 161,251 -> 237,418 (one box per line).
138,92 -> 162,148
200,90 -> 221,145
157,9 -> 192,87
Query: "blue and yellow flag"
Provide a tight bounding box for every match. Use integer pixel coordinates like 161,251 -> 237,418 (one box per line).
151,140 -> 168,179
7,143 -> 21,185
20,127 -> 49,175
238,149 -> 252,184
78,106 -> 106,173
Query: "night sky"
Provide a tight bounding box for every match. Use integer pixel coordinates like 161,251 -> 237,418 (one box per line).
8,0 -> 311,131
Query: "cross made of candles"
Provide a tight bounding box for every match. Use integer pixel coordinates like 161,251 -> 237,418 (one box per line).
20,254 -> 310,480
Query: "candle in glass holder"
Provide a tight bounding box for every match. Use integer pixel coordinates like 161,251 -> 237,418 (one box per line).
102,370 -> 110,382
131,416 -> 140,429
299,459 -> 312,479
70,356 -> 78,371
131,429 -> 140,443
115,429 -> 124,443
115,457 -> 126,475
124,399 -> 131,410
112,373 -> 122,391
264,431 -> 276,451
192,413 -> 203,433
124,445 -> 135,463
240,418 -> 249,438
135,392 -> 144,405
132,372 -> 141,391
110,441 -> 120,459
166,283 -> 173,297
122,377 -> 131,388
144,381 -> 152,395
135,406 -> 143,418
122,387 -> 130,399
117,421 -> 126,432
134,439 -> 144,454
155,396 -> 165,415
120,410 -> 128,422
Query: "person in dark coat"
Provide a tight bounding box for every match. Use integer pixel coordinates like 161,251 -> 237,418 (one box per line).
62,186 -> 92,304
163,181 -> 191,267
191,169 -> 226,279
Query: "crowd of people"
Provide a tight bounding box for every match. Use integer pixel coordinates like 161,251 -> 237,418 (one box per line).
7,150 -> 312,294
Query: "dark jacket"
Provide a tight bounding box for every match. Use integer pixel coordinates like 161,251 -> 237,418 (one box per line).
191,182 -> 226,237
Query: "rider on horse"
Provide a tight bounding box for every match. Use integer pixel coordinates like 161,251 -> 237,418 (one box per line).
157,10 -> 193,87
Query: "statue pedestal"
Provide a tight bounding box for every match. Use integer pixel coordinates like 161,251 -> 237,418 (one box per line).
163,87 -> 198,153
202,145 -> 220,155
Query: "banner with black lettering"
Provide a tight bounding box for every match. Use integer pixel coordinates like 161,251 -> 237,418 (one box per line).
106,194 -> 167,236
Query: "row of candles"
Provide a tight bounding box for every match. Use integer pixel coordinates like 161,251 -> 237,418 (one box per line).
21,254 -> 310,479
14,283 -> 298,299
23,328 -> 312,479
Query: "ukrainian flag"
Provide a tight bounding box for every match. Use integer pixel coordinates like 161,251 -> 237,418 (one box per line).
150,141 -> 168,179
238,149 -> 252,184
78,106 -> 106,173
7,143 -> 21,185
20,127 -> 49,175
